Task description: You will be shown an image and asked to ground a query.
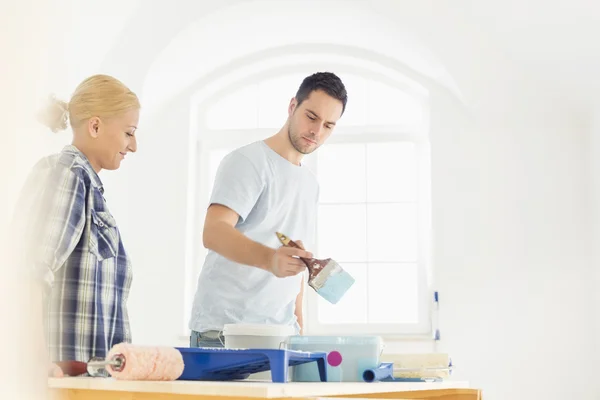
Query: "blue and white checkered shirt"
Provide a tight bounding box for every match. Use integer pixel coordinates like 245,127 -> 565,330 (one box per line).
12,145 -> 132,363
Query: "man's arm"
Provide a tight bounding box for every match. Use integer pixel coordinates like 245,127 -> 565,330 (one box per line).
202,204 -> 312,278
202,204 -> 275,271
204,151 -> 313,277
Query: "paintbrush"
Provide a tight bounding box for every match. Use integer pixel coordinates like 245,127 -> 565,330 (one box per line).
276,232 -> 355,304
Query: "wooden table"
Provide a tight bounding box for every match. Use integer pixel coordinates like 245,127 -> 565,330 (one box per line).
48,377 -> 481,399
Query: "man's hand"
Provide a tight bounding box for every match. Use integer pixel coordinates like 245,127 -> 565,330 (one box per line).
269,240 -> 312,278
203,204 -> 315,276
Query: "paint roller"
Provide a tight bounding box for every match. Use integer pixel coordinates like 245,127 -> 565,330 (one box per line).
388,353 -> 452,379
276,232 -> 355,304
365,353 -> 452,382
85,343 -> 185,380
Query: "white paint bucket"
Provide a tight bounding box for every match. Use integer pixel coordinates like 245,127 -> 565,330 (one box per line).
223,323 -> 295,349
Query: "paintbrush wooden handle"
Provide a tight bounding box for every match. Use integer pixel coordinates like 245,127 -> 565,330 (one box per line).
284,238 -> 315,270
275,232 -> 315,272
275,232 -> 332,282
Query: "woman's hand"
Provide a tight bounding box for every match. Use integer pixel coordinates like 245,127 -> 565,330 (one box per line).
48,363 -> 64,378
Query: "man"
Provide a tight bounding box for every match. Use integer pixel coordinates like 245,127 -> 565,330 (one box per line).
189,72 -> 347,347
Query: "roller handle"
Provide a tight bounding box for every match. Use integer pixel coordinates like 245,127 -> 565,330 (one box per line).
86,354 -> 126,377
363,362 -> 394,382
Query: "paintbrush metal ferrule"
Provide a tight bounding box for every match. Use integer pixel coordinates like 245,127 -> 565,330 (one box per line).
309,259 -> 342,290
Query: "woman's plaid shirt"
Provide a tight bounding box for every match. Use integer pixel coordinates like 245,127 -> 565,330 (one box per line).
12,145 -> 133,363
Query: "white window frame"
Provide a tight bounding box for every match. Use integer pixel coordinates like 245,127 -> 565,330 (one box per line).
302,128 -> 433,338
189,124 -> 433,338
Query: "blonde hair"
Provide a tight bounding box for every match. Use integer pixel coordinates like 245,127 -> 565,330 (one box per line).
38,74 -> 140,133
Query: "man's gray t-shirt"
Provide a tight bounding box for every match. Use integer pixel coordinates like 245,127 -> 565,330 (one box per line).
189,140 -> 319,334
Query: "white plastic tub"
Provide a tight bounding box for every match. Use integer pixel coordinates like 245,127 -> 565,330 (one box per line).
285,335 -> 383,382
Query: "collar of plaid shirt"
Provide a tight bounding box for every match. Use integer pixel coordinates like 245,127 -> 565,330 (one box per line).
63,145 -> 105,194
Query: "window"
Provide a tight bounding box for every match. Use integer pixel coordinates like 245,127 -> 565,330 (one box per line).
190,71 -> 432,337
308,140 -> 431,336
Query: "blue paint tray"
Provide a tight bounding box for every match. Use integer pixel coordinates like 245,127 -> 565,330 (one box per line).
175,347 -> 328,383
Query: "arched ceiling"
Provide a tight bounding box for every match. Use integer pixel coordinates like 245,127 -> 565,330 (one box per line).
55,0 -> 600,121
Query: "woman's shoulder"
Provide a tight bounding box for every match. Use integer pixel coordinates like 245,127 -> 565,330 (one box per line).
30,147 -> 100,191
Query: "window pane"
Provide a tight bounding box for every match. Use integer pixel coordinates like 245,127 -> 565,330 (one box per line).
258,74 -> 306,128
367,80 -> 425,127
367,203 -> 418,262
205,84 -> 259,129
318,204 -> 366,262
317,143 -> 366,203
367,263 -> 419,324
335,73 -> 367,127
367,142 -> 417,202
317,263 -> 367,324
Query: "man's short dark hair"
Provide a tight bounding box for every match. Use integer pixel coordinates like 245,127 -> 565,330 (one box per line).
295,72 -> 347,115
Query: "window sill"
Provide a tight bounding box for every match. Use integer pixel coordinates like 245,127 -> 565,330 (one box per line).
378,333 -> 435,341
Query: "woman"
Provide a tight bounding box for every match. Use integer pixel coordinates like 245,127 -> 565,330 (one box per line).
12,74 -> 140,377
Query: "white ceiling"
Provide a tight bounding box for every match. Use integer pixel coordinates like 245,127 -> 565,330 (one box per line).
57,0 -> 600,116
468,0 -> 600,98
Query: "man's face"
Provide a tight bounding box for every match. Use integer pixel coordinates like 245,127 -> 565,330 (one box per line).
287,89 -> 344,155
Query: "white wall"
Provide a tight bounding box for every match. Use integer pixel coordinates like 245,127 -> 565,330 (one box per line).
99,99 -> 193,346
0,2 -> 74,399
591,102 -> 600,398
429,88 -> 595,400
384,85 -> 596,400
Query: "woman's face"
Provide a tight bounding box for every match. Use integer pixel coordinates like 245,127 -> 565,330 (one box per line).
86,108 -> 139,171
